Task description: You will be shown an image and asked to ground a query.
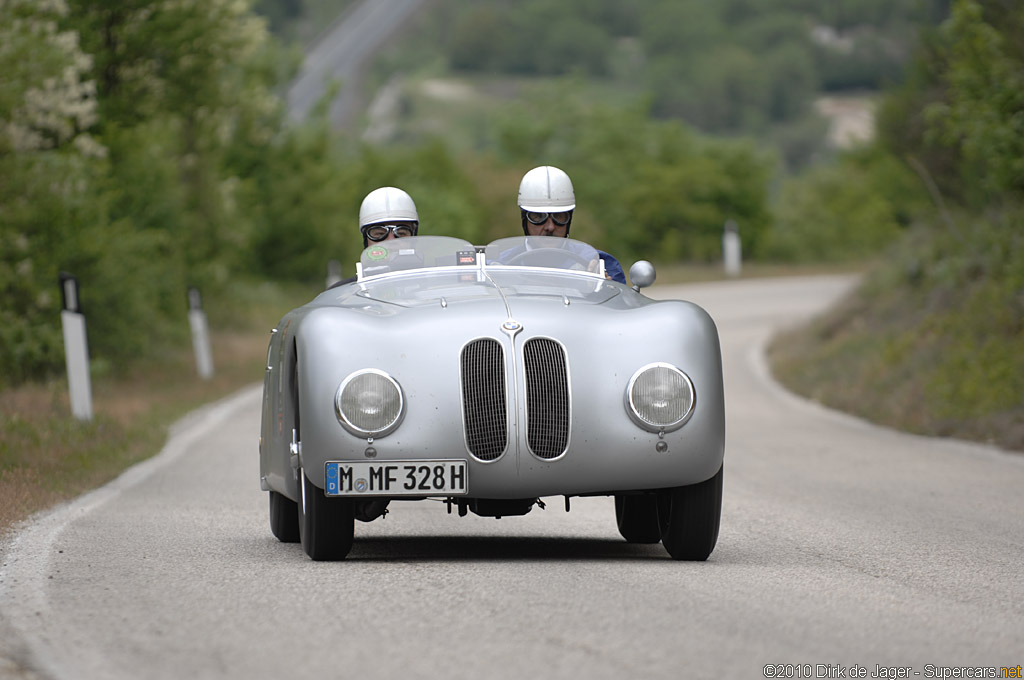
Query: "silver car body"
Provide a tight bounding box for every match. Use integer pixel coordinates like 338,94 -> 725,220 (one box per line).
259,236 -> 724,557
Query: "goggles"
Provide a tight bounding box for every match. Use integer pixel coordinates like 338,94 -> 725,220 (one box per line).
524,210 -> 572,227
363,223 -> 417,241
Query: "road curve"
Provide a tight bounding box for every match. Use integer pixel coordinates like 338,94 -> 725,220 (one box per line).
286,0 -> 429,127
2,275 -> 1022,680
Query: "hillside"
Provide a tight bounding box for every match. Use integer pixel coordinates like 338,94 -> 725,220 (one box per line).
771,0 -> 1024,452
770,220 -> 1024,452
267,0 -> 947,169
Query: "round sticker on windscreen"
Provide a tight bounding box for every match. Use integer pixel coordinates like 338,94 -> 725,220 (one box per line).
367,247 -> 388,261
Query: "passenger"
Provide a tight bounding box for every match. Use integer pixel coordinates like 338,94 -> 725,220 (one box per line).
359,186 -> 419,248
330,187 -> 419,288
516,166 -> 626,283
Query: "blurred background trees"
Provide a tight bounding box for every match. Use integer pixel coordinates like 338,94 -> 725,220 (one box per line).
3,0 -> 1021,398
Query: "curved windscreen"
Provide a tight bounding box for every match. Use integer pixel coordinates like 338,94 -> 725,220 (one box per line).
484,236 -> 603,275
359,236 -> 477,279
356,235 -> 606,280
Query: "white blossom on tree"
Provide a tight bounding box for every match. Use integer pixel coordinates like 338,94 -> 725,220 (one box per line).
0,0 -> 103,156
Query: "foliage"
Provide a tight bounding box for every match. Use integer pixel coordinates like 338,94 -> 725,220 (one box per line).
878,0 -> 1024,207
0,276 -> 313,533
243,128 -> 488,283
0,0 -> 500,385
495,86 -> 773,263
771,212 -> 1024,451
252,0 -> 303,36
253,0 -> 359,45
874,28 -> 963,203
766,1 -> 1024,263
0,0 -> 280,385
771,0 -> 1024,451
1,0 -> 105,385
68,0 -> 281,282
401,0 -> 946,138
0,0 -> 100,155
763,147 -> 929,262
925,0 -> 1024,202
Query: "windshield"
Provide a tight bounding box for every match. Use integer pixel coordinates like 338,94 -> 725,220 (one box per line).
356,235 -> 605,280
484,236 -> 602,275
359,236 -> 477,278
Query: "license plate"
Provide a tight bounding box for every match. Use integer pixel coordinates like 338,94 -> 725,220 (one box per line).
324,460 -> 468,497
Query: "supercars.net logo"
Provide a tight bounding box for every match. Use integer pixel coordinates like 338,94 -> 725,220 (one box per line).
762,665 -> 1022,679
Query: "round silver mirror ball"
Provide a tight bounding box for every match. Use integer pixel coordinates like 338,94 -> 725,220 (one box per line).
628,261 -> 656,289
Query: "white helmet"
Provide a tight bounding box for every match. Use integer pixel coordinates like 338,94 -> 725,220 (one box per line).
517,166 -> 575,212
359,187 -> 419,229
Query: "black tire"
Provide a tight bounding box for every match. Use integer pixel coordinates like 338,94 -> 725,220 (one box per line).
614,494 -> 662,543
269,490 -> 300,543
657,465 -> 723,561
299,469 -> 355,561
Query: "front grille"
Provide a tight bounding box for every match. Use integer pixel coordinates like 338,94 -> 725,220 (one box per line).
460,339 -> 507,460
523,338 -> 570,459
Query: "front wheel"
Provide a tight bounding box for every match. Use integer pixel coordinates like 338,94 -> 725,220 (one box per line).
269,490 -> 299,543
614,494 -> 662,543
657,465 -> 723,561
299,469 -> 355,561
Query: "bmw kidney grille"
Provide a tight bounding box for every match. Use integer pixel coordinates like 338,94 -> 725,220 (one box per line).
460,337 -> 571,461
460,339 -> 507,460
523,338 -> 570,459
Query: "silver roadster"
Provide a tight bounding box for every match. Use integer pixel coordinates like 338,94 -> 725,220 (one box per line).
259,236 -> 725,561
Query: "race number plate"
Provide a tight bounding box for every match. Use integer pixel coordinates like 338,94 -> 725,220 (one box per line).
324,460 -> 468,496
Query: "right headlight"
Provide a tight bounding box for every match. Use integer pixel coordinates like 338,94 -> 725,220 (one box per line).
335,369 -> 405,438
624,363 -> 695,432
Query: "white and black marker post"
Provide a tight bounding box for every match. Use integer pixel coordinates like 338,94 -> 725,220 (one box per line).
723,219 -> 742,278
59,273 -> 94,421
187,287 -> 214,380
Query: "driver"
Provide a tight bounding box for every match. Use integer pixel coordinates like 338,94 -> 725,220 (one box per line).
517,166 -> 626,283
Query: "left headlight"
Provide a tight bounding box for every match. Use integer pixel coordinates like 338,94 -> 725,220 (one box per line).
335,369 -> 405,438
624,363 -> 695,432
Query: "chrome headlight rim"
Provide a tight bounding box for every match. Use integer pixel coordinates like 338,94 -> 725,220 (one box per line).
624,362 -> 696,433
334,368 -> 405,438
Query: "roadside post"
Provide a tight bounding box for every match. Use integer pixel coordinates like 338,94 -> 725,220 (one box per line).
187,287 -> 214,380
326,259 -> 342,289
59,272 -> 93,421
723,219 -> 742,277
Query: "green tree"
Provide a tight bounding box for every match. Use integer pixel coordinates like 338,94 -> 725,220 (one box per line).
763,149 -> 926,262
495,85 -> 773,262
0,0 -> 106,384
875,27 -> 962,202
926,0 -> 1024,202
68,0 -> 280,283
1,0 -> 288,383
245,130 -> 488,283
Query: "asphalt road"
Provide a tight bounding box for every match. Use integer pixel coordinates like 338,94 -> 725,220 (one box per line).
2,275 -> 1022,680
286,0 -> 428,127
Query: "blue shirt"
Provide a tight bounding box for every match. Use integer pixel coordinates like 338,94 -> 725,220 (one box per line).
599,250 -> 626,284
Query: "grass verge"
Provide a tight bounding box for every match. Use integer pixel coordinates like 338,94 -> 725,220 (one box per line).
769,216 -> 1024,453
0,280 -> 316,536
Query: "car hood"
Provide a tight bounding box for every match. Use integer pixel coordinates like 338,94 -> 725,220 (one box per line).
312,269 -> 637,315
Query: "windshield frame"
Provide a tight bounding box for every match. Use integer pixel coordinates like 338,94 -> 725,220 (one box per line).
355,235 -> 608,282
